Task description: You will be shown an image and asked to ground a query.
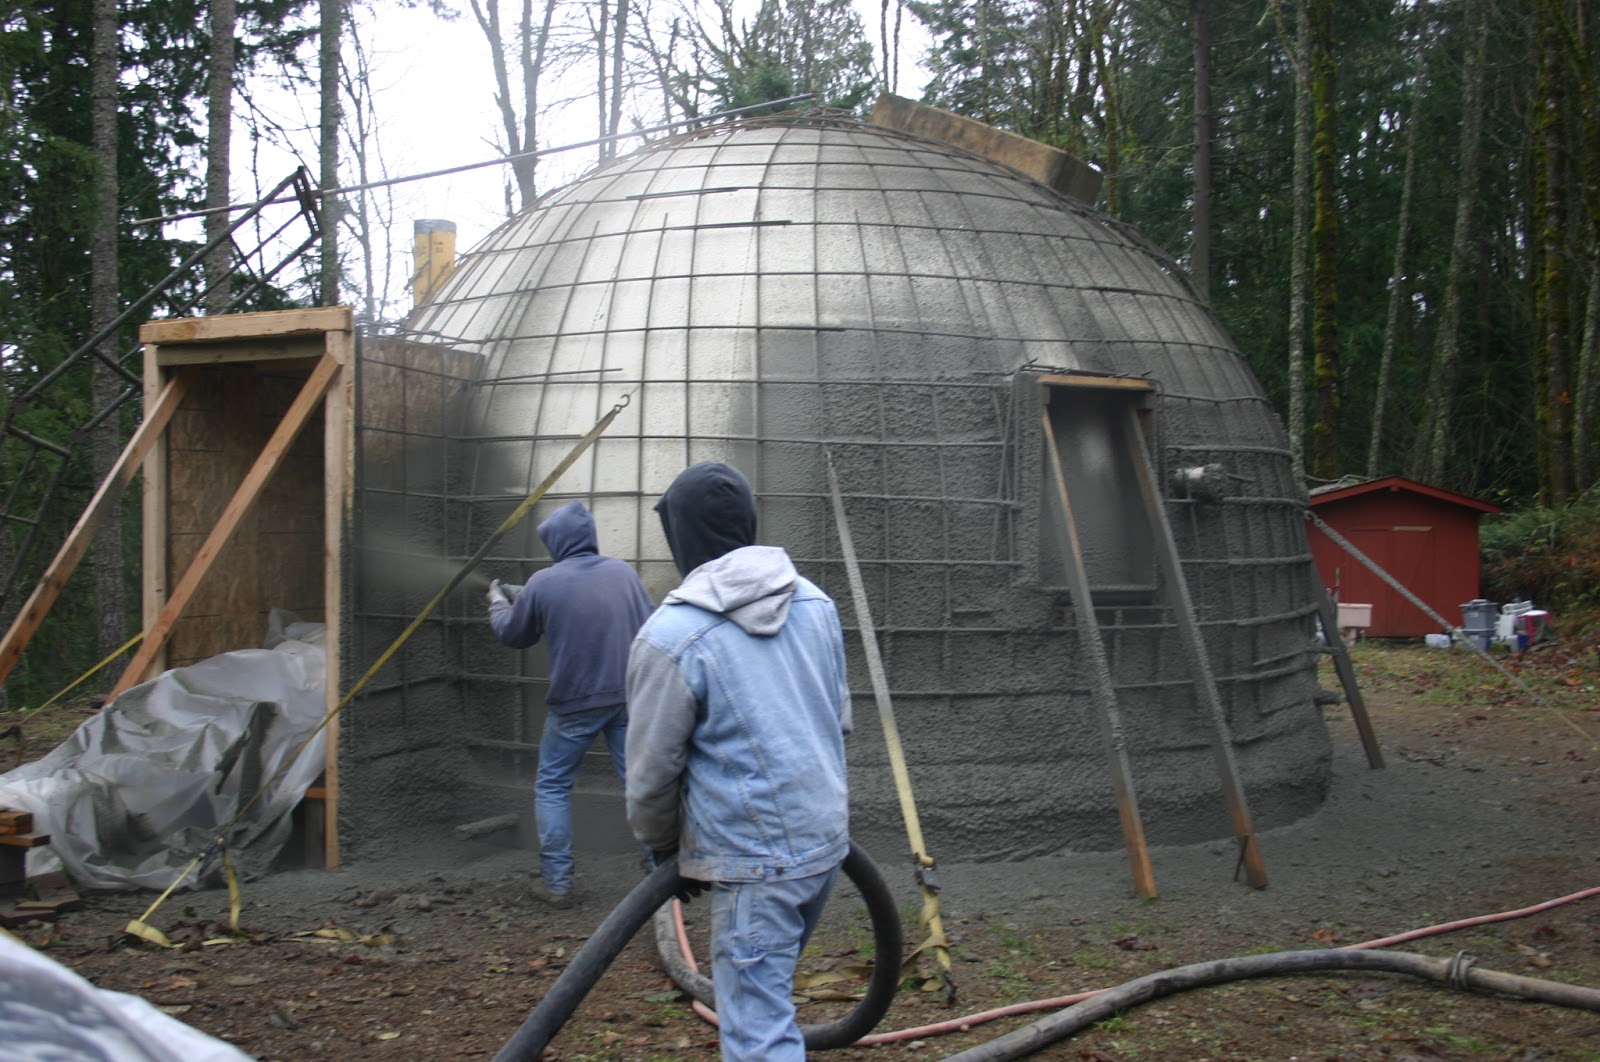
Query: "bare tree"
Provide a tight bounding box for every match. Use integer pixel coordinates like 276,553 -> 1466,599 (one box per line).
467,0 -> 562,210
339,14 -> 405,327
320,0 -> 343,305
206,0 -> 237,313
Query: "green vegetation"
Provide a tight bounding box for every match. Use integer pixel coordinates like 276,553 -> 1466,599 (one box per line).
1482,485 -> 1600,633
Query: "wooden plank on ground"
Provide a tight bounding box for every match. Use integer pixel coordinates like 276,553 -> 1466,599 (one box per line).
109,355 -> 340,700
18,870 -> 81,912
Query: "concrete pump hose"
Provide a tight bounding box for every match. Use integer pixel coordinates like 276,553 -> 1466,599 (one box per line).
496,842 -> 901,1062
650,841 -> 904,1049
939,948 -> 1600,1062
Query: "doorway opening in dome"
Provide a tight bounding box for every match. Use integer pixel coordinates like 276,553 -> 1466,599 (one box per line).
1037,374 -> 1158,603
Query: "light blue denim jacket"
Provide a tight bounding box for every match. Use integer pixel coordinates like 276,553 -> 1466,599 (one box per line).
625,545 -> 852,882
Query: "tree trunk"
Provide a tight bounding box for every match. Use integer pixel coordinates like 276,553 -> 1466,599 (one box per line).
608,0 -> 628,157
1532,0 -> 1574,506
1308,0 -> 1339,480
1577,234 -> 1599,491
205,0 -> 236,314
1284,0 -> 1310,483
1413,0 -> 1488,488
90,0 -> 125,667
1369,100 -> 1420,479
319,0 -> 342,306
1191,0 -> 1212,302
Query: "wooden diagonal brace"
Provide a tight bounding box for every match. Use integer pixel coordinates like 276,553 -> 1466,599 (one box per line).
0,368 -> 194,687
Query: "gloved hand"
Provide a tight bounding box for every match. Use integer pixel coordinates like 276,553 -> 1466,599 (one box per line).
486,579 -> 510,607
653,847 -> 709,905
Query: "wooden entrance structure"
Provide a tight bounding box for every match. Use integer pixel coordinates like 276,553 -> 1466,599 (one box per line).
0,308 -> 355,870
128,308 -> 352,868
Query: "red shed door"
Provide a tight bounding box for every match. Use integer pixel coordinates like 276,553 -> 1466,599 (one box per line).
1344,525 -> 1438,637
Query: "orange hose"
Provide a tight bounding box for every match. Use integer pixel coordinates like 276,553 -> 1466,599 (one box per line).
671,883 -> 1600,1046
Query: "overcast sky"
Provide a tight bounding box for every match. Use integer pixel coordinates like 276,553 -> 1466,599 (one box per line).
236,1 -> 932,317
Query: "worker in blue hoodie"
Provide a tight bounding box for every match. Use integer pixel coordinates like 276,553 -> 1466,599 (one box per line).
487,500 -> 654,907
626,463 -> 852,1061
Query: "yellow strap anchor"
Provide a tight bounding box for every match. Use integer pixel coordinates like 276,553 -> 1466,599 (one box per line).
124,396 -> 632,945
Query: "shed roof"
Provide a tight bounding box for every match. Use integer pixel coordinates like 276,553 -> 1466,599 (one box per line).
1308,475 -> 1501,514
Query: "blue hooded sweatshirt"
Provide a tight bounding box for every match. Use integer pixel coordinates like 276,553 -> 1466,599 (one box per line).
488,500 -> 654,714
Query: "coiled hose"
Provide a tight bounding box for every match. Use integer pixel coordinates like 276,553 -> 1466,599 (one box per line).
494,842 -> 902,1062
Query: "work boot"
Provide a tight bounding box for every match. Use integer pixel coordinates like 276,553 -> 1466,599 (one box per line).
530,883 -> 573,909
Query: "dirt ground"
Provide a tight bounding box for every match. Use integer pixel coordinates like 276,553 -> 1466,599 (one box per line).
6,636 -> 1600,1061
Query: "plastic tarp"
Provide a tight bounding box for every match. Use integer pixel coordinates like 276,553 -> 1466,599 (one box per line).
0,612 -> 328,890
0,929 -> 252,1062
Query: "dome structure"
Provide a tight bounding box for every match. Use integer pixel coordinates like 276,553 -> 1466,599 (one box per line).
377,112 -> 1332,867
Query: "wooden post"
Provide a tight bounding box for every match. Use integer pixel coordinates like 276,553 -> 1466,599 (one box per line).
320,326 -> 351,870
1121,411 -> 1268,889
1312,581 -> 1384,768
1041,410 -> 1159,899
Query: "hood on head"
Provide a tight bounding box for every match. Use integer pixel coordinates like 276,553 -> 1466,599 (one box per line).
537,500 -> 600,561
654,462 -> 757,576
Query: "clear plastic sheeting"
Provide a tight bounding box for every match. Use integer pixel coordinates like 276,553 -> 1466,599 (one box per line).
0,612 -> 327,890
0,929 -> 251,1061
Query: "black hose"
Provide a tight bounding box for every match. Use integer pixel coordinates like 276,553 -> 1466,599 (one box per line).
495,842 -> 902,1062
939,948 -> 1600,1062
656,842 -> 904,1050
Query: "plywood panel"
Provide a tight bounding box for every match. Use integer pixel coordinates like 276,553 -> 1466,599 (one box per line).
160,362 -> 330,665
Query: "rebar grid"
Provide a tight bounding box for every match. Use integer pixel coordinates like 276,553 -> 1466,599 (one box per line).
349,116 -> 1331,856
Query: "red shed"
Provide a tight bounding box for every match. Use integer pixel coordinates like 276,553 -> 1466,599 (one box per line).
1308,476 -> 1502,638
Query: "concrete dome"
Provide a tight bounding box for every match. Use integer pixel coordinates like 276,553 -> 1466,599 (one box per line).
395,114 -> 1332,865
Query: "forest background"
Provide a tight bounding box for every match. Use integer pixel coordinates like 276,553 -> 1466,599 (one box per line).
1,0 -> 1597,708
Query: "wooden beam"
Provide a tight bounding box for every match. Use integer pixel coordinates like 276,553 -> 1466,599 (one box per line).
1312,581 -> 1384,768
109,355 -> 341,699
0,369 -> 193,687
138,307 -> 353,347
1037,373 -> 1156,393
156,343 -> 324,368
141,346 -> 170,680
1042,409 -> 1159,900
1121,411 -> 1268,889
320,326 -> 352,871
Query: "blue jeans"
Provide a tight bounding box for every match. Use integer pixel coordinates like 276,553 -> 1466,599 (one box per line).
534,703 -> 627,894
710,865 -> 840,1061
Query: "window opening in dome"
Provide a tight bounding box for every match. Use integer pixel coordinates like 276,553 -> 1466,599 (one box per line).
1037,376 -> 1158,602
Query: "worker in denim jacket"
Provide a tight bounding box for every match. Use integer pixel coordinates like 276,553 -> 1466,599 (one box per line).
626,462 -> 852,1061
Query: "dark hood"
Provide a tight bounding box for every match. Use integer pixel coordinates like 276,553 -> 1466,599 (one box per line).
537,500 -> 600,562
654,462 -> 757,576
